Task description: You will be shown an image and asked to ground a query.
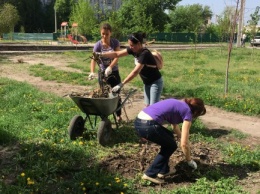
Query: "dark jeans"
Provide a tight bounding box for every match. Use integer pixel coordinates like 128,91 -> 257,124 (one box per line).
99,70 -> 122,117
134,118 -> 177,178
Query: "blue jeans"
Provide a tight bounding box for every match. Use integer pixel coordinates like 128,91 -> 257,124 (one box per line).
144,77 -> 163,106
134,118 -> 177,178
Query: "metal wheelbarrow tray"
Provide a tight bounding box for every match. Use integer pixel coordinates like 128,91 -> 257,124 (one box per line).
70,95 -> 119,117
68,89 -> 136,146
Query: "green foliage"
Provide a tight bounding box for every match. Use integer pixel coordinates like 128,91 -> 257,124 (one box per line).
29,63 -> 90,86
147,177 -> 248,194
221,143 -> 260,171
0,78 -> 139,193
167,4 -> 213,33
54,0 -> 74,22
0,53 -> 259,193
159,48 -> 260,116
114,0 -> 177,35
0,3 -> 20,35
247,6 -> 260,40
27,48 -> 260,117
69,0 -> 97,35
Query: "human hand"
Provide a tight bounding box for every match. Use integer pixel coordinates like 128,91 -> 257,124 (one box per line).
88,72 -> 96,80
187,160 -> 197,170
105,66 -> 112,77
112,83 -> 124,93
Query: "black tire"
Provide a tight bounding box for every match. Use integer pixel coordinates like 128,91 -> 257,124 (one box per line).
68,115 -> 85,140
97,118 -> 112,146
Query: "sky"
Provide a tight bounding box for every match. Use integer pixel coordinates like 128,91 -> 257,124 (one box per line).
177,0 -> 260,25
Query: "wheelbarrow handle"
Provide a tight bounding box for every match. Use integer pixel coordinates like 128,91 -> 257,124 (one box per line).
115,88 -> 137,112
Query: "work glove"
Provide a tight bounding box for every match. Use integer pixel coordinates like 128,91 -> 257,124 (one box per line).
92,52 -> 102,61
88,72 -> 96,80
187,160 -> 197,170
105,66 -> 112,77
112,83 -> 124,93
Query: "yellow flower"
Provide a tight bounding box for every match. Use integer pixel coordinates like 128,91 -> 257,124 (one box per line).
27,178 -> 35,185
21,173 -> 25,177
82,187 -> 86,191
96,182 -> 99,186
79,141 -> 84,145
44,129 -> 49,133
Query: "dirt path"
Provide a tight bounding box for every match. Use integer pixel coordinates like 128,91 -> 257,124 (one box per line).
1,53 -> 259,140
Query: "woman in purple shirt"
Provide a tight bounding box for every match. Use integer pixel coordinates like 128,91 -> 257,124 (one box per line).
88,23 -> 122,121
134,98 -> 206,184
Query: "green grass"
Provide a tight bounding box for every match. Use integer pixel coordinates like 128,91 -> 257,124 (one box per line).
1,46 -> 260,193
29,47 -> 260,116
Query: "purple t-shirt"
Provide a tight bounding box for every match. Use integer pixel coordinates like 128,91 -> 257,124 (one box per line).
142,99 -> 192,125
93,38 -> 119,71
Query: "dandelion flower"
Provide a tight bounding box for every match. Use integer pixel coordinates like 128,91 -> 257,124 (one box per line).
27,178 -> 35,185
79,141 -> 84,145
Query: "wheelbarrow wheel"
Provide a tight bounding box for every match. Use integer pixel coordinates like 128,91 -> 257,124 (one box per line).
68,115 -> 85,140
97,118 -> 112,146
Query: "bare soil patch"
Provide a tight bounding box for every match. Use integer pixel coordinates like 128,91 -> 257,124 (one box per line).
1,53 -> 259,193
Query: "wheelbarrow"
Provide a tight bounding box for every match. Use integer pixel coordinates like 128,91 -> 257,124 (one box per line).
68,89 -> 136,146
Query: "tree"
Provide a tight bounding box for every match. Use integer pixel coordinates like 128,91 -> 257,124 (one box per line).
225,1 -> 240,95
167,4 -> 213,33
0,0 -> 53,33
111,0 -> 180,36
0,3 -> 19,35
247,6 -> 260,43
215,6 -> 237,43
69,0 -> 96,36
55,0 -> 75,24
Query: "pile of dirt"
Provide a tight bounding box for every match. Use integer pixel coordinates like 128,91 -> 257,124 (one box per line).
99,140 -> 258,191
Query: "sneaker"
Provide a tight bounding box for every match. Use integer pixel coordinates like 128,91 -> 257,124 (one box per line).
157,169 -> 176,178
142,174 -> 165,184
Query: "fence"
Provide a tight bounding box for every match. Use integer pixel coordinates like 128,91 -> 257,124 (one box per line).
3,32 -> 258,43
3,33 -> 54,41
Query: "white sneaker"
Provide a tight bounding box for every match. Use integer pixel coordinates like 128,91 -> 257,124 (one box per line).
142,174 -> 165,184
157,169 -> 176,178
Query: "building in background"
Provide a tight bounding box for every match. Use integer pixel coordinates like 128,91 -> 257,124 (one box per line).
89,0 -> 122,11
40,0 -> 122,11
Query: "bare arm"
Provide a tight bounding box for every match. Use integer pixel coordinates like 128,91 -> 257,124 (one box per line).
108,45 -> 120,68
90,59 -> 96,73
180,120 -> 192,161
100,49 -> 128,59
172,124 -> 181,140
122,63 -> 143,85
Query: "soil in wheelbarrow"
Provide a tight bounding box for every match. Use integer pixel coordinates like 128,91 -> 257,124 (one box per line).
1,53 -> 260,193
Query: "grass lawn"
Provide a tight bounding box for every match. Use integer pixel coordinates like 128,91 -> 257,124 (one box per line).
0,45 -> 259,193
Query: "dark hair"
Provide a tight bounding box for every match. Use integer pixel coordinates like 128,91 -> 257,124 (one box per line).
100,23 -> 112,31
128,32 -> 146,44
184,98 -> 206,118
